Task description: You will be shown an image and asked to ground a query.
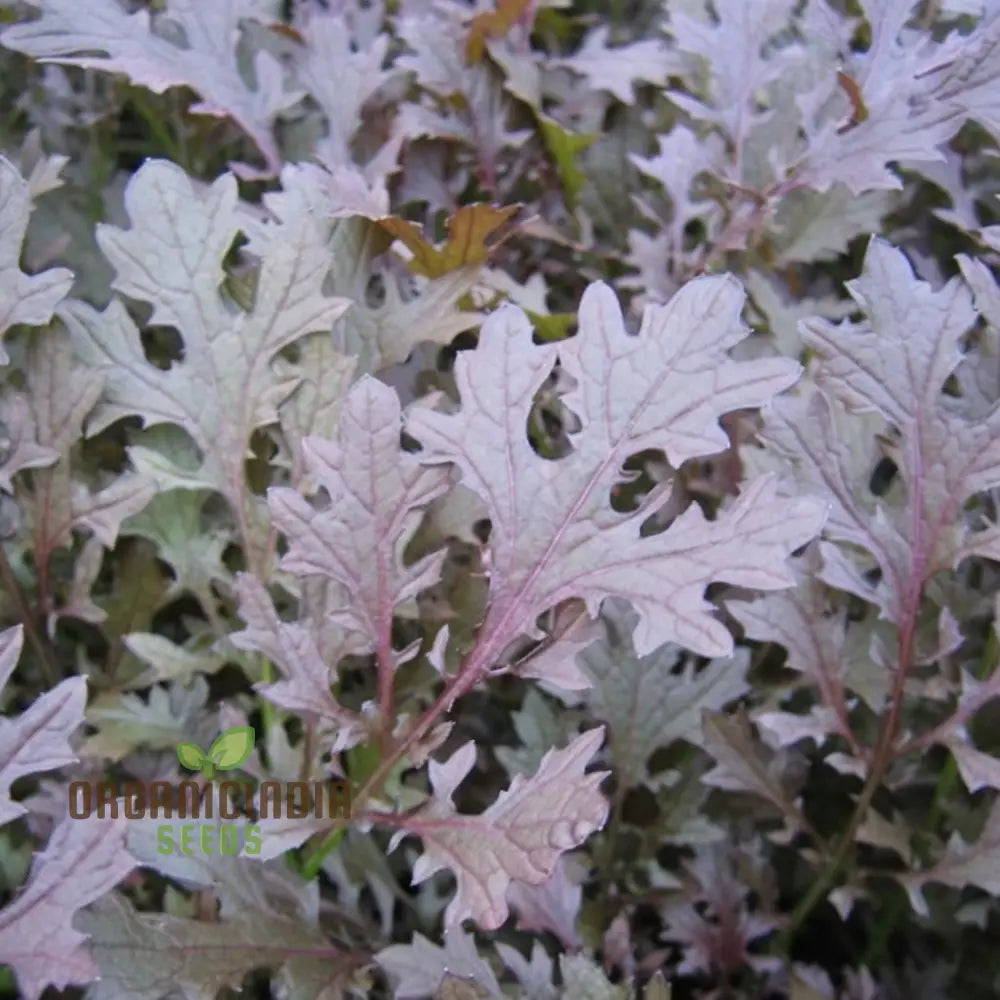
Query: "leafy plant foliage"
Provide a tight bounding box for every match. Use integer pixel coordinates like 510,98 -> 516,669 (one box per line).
2,0 -> 1000,997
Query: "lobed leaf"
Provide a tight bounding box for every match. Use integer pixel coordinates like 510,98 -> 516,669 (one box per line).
268,376 -> 451,655
0,156 -> 72,364
0,624 -> 86,827
395,727 -> 609,930
763,238 -> 1000,626
578,598 -> 750,788
0,814 -> 136,999
407,279 -> 826,663
0,0 -> 299,175
231,574 -> 369,753
82,893 -> 364,1000
377,927 -> 501,1000
60,160 -> 350,570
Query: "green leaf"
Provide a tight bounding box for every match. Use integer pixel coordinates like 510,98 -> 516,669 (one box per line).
578,599 -> 750,789
532,6 -> 572,44
347,741 -> 382,784
538,116 -> 597,211
526,310 -> 577,343
644,972 -> 672,1000
207,725 -> 255,771
558,954 -> 631,999
176,742 -> 206,771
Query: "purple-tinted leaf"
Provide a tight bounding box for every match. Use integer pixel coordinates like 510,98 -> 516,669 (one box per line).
899,798 -> 1000,916
0,393 -> 58,493
82,892 -> 363,1000
290,9 -> 397,169
505,855 -> 583,951
376,927 -> 501,1000
0,0 -> 299,175
257,163 -> 481,375
661,845 -> 781,978
762,239 -> 1000,627
552,25 -> 674,104
0,625 -> 23,693
728,558 -> 857,749
0,624 -> 86,827
944,736 -> 1000,794
6,323 -> 154,575
495,940 -> 556,998
512,600 -> 599,693
579,598 -> 749,787
701,708 -> 808,829
268,376 -> 451,655
407,280 -> 825,663
666,0 -> 795,143
394,728 -> 609,930
231,573 -> 369,752
0,813 -> 136,999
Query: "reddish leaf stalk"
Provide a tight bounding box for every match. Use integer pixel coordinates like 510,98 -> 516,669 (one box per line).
778,435 -> 930,949
375,547 -> 396,758
0,543 -> 58,687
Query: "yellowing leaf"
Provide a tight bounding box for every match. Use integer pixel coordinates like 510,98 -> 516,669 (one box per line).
379,203 -> 522,279
266,21 -> 306,45
525,309 -> 576,342
465,0 -> 533,64
835,70 -> 869,129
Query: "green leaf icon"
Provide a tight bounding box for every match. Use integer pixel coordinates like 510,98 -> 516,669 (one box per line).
177,742 -> 207,771
207,725 -> 255,773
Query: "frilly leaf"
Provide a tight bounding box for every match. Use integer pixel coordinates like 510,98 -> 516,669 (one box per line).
0,157 -> 73,364
0,814 -> 136,999
407,279 -> 826,662
395,727 -> 609,930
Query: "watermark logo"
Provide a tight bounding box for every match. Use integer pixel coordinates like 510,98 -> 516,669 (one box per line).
176,724 -> 255,778
68,725 -> 351,857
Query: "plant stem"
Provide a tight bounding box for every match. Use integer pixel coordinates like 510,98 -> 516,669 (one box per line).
597,774 -> 628,889
357,661 -> 482,810
862,887 -> 907,968
774,748 -> 883,953
376,623 -> 396,758
300,825 -> 347,881
257,653 -> 276,737
302,654 -> 487,872
776,589 -> 919,953
129,89 -> 182,163
0,543 -> 59,687
777,420 -> 933,955
863,747 -> 959,967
